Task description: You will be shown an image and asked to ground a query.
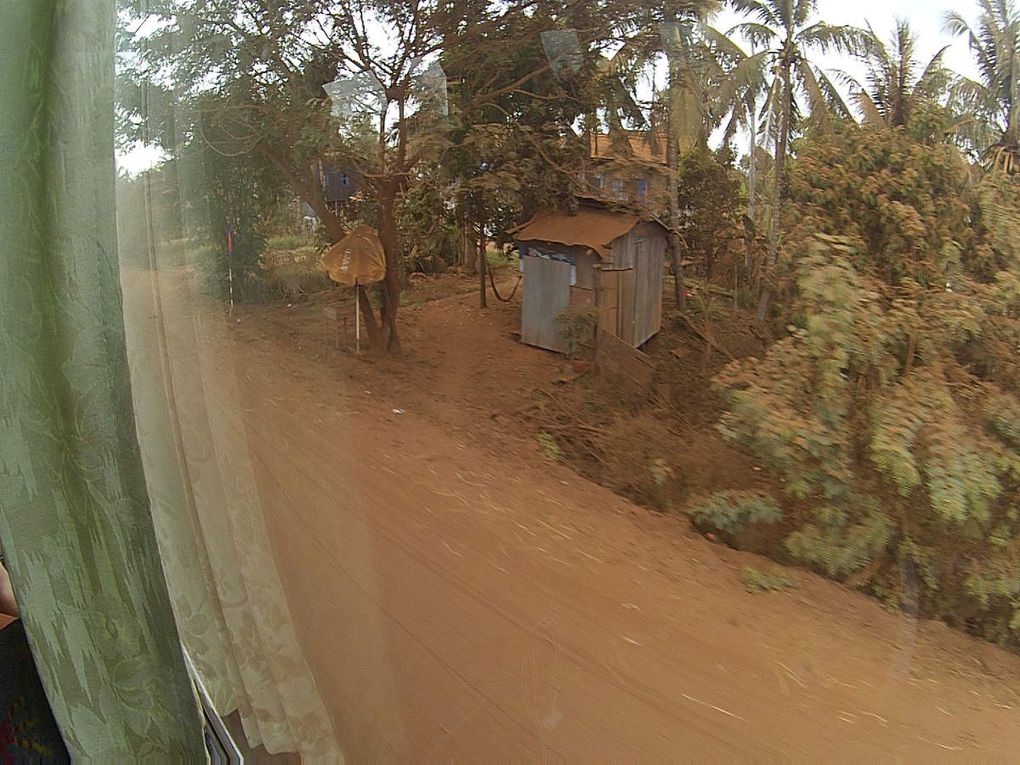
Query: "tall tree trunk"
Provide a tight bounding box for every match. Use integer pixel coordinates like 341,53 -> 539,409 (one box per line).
478,228 -> 487,308
758,58 -> 792,322
460,218 -> 476,274
376,180 -> 402,353
745,122 -> 758,277
306,195 -> 345,244
666,34 -> 687,313
769,63 -> 791,265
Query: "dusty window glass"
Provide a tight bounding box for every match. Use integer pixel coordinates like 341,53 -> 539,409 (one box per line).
23,0 -> 1015,759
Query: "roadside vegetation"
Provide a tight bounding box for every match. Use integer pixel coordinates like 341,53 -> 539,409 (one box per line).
117,0 -> 1020,649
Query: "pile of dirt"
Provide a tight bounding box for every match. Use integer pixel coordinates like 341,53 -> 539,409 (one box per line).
516,306 -> 772,518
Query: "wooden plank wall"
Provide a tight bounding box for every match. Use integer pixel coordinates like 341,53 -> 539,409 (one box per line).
573,252 -> 597,289
597,268 -> 622,337
619,269 -> 637,345
633,222 -> 665,346
570,286 -> 595,306
606,223 -> 665,348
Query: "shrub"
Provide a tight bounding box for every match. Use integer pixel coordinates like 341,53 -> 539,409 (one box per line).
537,432 -> 561,462
713,126 -> 1020,644
687,491 -> 783,536
741,566 -> 797,593
556,305 -> 599,360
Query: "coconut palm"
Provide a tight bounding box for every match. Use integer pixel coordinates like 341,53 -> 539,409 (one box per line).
850,19 -> 951,129
595,1 -> 725,310
944,0 -> 1020,174
660,4 -> 728,311
727,0 -> 866,284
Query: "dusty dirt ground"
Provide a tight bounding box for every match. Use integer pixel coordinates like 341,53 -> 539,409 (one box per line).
180,269 -> 1020,759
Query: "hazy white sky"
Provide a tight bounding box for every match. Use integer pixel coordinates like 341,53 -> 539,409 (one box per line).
716,0 -> 982,81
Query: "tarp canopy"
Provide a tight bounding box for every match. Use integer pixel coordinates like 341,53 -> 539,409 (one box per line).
322,225 -> 387,286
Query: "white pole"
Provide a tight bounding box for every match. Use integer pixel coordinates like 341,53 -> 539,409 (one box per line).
227,239 -> 234,316
355,280 -> 361,355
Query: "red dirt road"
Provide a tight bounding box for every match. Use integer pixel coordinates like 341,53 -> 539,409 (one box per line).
201,277 -> 1020,759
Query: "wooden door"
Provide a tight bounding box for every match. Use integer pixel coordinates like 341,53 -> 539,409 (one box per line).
598,268 -> 621,338
618,268 -> 637,345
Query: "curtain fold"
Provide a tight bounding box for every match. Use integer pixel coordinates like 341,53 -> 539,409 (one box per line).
0,1 -> 207,760
116,95 -> 343,765
113,9 -> 343,760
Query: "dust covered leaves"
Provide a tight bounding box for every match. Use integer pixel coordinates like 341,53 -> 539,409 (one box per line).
712,127 -> 1020,644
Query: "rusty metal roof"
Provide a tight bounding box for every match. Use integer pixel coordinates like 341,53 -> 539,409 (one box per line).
589,131 -> 667,165
510,207 -> 646,258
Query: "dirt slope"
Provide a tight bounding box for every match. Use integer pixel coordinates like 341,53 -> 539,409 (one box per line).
211,281 -> 1020,760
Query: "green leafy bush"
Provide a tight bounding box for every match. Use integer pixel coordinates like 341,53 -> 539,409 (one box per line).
741,566 -> 797,593
714,127 -> 1020,645
687,491 -> 783,535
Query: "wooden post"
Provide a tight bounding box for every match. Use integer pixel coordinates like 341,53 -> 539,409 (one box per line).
355,279 -> 361,354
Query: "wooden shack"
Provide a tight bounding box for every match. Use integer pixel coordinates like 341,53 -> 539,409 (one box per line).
511,205 -> 666,353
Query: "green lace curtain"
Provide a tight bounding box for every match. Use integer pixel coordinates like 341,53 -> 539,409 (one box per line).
0,1 -> 207,759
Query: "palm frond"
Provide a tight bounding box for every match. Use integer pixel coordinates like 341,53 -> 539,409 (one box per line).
727,0 -> 781,29
814,67 -> 854,120
714,48 -> 772,111
700,22 -> 751,62
913,45 -> 952,100
793,0 -> 817,29
853,91 -> 884,125
727,21 -> 779,50
796,22 -> 867,56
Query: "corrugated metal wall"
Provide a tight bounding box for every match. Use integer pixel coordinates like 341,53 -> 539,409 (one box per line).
519,223 -> 664,354
521,254 -> 572,352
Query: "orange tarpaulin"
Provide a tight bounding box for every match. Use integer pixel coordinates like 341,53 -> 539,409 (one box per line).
322,224 -> 387,286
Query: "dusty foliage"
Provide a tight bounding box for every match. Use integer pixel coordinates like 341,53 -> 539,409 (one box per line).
536,431 -> 562,462
712,127 -> 1020,645
556,305 -> 600,360
687,491 -> 783,537
741,566 -> 797,594
264,244 -> 332,300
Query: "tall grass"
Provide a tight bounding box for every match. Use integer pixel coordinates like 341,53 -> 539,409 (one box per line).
266,232 -> 319,251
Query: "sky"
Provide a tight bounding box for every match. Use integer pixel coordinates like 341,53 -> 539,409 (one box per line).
117,0 -> 988,174
716,0 -> 982,81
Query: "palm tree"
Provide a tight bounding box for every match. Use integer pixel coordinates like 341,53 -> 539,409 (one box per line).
944,0 -> 1020,174
727,0 -> 865,309
601,3 -> 777,308
661,4 -> 725,311
598,2 -> 723,311
850,19 -> 950,130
